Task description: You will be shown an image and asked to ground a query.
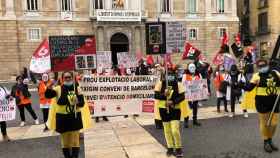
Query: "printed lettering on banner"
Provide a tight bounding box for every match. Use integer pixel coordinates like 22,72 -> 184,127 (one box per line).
79,75 -> 158,116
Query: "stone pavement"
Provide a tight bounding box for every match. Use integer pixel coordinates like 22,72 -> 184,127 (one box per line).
1,105 -> 257,158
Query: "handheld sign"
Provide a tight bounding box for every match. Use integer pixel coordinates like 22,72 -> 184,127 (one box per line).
49,35 -> 96,72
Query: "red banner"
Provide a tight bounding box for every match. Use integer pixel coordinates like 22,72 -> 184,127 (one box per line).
29,39 -> 51,73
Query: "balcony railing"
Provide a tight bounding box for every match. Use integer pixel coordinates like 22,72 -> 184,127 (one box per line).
256,25 -> 271,35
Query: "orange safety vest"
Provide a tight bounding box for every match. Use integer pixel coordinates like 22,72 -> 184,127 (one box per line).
16,90 -> 31,105
38,81 -> 52,105
214,74 -> 224,91
185,74 -> 201,81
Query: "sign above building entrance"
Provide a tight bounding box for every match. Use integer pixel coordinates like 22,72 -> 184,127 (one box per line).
96,9 -> 141,22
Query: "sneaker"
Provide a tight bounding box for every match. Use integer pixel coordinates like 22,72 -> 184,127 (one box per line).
166,148 -> 174,157
103,116 -> 109,122
193,121 -> 201,126
175,148 -> 183,157
35,119 -> 40,125
229,112 -> 234,118
244,112 -> 249,118
264,141 -> 273,153
95,117 -> 100,123
20,122 -> 25,127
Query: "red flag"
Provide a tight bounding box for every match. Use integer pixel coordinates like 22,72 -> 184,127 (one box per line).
182,42 -> 201,60
221,32 -> 229,46
235,33 -> 241,45
146,55 -> 154,65
29,39 -> 51,73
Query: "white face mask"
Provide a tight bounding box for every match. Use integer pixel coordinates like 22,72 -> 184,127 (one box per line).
188,64 -> 196,74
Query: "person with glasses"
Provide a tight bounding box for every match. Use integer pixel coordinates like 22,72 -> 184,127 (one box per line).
243,59 -> 280,153
45,71 -> 91,158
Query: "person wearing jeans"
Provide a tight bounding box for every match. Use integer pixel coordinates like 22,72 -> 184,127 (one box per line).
11,76 -> 39,126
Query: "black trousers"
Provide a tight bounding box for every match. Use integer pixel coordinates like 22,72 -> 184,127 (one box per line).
230,94 -> 239,113
17,103 -> 38,122
217,96 -> 227,111
42,108 -> 49,123
0,121 -> 7,136
189,101 -> 199,121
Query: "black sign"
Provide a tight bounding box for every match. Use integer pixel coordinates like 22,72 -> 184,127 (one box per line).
145,22 -> 166,55
49,35 -> 96,72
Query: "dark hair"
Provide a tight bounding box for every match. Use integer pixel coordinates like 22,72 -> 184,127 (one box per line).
62,71 -> 73,79
256,59 -> 268,67
16,75 -> 23,81
230,64 -> 238,71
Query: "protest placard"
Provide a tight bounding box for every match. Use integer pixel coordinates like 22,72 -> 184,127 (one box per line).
184,79 -> 209,101
117,52 -> 138,68
75,54 -> 97,70
96,51 -> 112,69
166,22 -> 187,53
49,35 -> 96,71
79,75 -> 158,116
146,22 -> 166,55
0,87 -> 16,122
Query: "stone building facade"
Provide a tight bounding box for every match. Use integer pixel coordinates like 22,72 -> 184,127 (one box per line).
0,0 -> 239,80
237,0 -> 280,58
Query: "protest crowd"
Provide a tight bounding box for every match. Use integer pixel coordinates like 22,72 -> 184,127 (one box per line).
1,33 -> 280,158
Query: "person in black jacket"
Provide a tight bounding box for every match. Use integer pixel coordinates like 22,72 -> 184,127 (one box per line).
11,76 -> 39,126
135,59 -> 148,75
243,59 -> 280,153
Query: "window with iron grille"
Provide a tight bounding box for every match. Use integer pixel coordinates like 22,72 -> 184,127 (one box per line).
27,0 -> 38,11
217,0 -> 224,13
28,28 -> 41,41
188,0 -> 196,13
61,0 -> 72,11
94,0 -> 104,9
258,12 -> 268,33
161,0 -> 171,13
189,29 -> 197,40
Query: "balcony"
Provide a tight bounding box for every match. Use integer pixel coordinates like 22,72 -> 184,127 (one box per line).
91,9 -> 145,22
256,25 -> 271,36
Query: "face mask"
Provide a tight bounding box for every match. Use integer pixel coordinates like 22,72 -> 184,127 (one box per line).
64,81 -> 73,87
188,64 -> 196,74
259,66 -> 269,73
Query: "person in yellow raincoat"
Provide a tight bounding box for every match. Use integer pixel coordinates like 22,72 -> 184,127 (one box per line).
243,59 -> 280,153
154,67 -> 191,157
45,71 -> 91,158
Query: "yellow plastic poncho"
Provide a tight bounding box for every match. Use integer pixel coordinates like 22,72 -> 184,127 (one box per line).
154,81 -> 192,121
47,86 -> 92,131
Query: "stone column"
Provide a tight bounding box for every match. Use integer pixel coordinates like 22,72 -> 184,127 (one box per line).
205,0 -> 211,17
5,0 -> 16,18
97,26 -> 105,51
231,0 -> 237,17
